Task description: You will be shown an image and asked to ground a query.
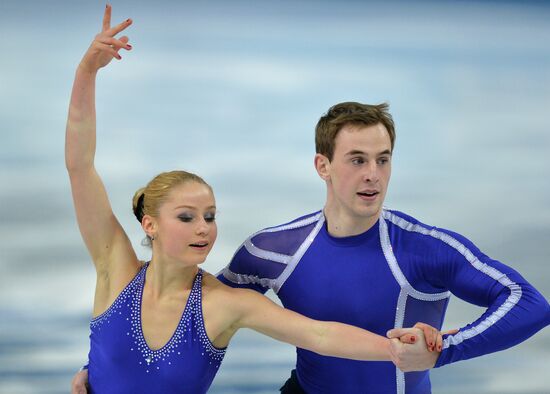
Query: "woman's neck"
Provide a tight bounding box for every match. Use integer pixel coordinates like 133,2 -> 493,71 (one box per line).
145,255 -> 199,300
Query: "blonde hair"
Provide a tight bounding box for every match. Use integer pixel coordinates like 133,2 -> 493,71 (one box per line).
132,170 -> 212,225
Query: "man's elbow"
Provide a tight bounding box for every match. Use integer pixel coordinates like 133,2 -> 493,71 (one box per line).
534,295 -> 550,327
518,289 -> 550,335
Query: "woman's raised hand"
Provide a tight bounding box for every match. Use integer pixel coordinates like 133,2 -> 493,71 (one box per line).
79,4 -> 133,74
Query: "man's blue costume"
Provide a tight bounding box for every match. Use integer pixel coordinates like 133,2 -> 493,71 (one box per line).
219,208 -> 550,394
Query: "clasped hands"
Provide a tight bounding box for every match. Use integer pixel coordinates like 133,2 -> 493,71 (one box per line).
388,322 -> 458,372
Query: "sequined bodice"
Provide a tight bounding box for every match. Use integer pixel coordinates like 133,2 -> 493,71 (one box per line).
88,263 -> 226,394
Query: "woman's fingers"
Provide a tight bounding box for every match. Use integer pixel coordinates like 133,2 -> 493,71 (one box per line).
413,322 -> 435,351
91,32 -> 132,63
390,324 -> 459,353
118,36 -> 131,50
92,41 -> 122,60
102,4 -> 112,32
79,6 -> 132,73
399,333 -> 417,344
95,35 -> 131,51
386,328 -> 407,339
415,324 -> 459,352
436,329 -> 443,352
113,37 -> 131,58
387,327 -> 421,341
105,18 -> 133,38
101,4 -> 132,37
425,327 -> 437,352
437,328 -> 459,351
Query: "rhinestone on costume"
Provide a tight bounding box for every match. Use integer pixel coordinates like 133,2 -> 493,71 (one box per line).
89,264 -> 227,382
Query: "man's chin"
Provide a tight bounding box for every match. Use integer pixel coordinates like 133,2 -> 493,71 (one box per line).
354,204 -> 382,218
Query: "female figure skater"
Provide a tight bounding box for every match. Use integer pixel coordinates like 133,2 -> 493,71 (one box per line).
67,6 -> 444,393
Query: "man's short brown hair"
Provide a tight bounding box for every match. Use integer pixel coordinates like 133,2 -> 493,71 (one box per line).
315,102 -> 396,160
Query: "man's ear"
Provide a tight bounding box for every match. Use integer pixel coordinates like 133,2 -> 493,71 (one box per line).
314,153 -> 331,181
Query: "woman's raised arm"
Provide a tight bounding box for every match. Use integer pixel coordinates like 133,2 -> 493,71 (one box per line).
65,5 -> 136,275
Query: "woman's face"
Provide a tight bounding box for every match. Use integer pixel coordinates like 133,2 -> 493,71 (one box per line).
152,181 -> 217,266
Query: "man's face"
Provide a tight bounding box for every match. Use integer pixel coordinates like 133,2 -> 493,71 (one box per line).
322,123 -> 392,227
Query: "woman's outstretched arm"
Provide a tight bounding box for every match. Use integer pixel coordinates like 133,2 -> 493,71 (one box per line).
65,6 -> 137,276
225,287 -> 444,370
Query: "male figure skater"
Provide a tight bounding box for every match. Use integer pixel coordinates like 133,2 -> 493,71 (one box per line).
217,102 -> 550,393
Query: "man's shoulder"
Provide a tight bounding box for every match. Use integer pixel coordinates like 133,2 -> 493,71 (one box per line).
383,207 -> 425,226
383,207 -> 473,249
218,210 -> 323,292
383,207 -> 443,234
257,210 -> 323,234
244,210 -> 323,256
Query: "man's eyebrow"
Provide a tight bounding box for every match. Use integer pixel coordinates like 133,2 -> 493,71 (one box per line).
345,149 -> 392,156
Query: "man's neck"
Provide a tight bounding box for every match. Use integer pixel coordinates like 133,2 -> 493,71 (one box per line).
323,206 -> 380,238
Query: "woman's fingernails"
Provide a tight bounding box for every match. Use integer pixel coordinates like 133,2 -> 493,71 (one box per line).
410,336 -> 416,342
126,44 -> 132,49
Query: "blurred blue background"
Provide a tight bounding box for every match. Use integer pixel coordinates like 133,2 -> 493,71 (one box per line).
1,0 -> 549,392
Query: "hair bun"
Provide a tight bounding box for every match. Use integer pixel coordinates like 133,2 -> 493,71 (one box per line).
132,188 -> 146,223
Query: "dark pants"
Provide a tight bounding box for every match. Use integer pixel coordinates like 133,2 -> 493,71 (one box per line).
280,369 -> 306,394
